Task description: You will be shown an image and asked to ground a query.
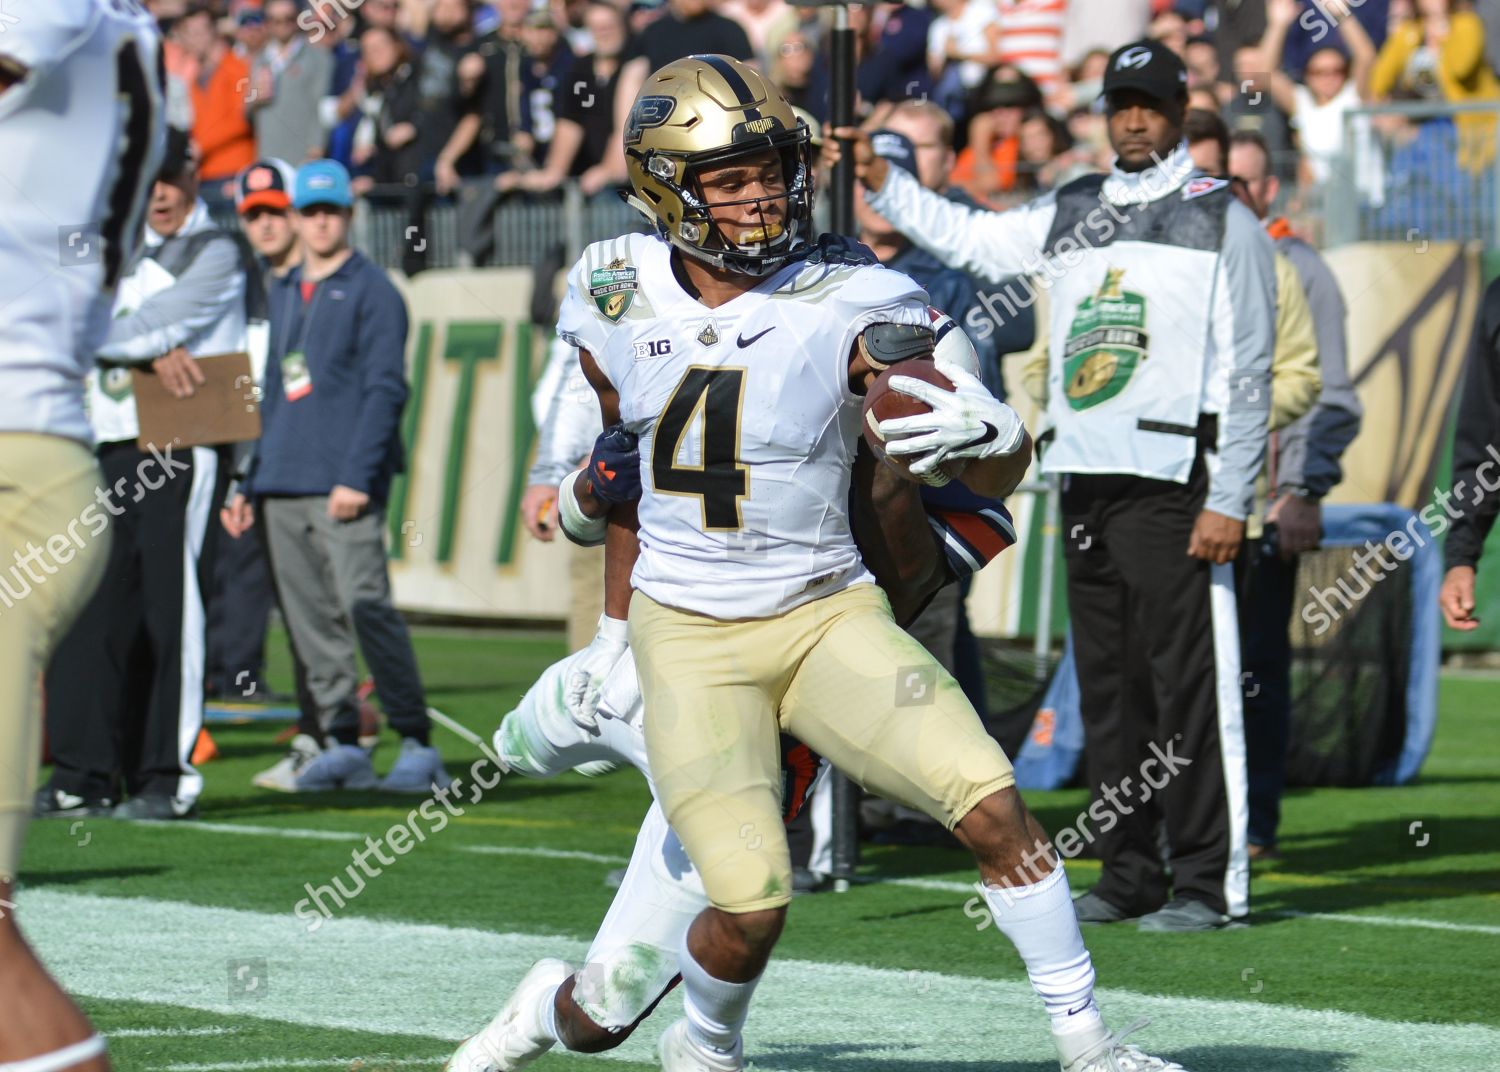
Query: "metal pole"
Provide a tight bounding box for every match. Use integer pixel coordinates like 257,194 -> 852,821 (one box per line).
1034,477 -> 1060,681
828,5 -> 856,238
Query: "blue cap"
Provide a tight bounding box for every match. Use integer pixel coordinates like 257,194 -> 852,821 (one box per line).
293,160 -> 354,210
869,129 -> 919,179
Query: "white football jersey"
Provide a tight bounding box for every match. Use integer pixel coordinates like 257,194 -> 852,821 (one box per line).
0,0 -> 165,444
558,233 -> 929,619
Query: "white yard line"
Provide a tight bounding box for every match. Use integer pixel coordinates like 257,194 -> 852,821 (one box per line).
151,1059 -> 441,1071
141,821 -> 1500,937
108,1027 -> 239,1038
27,890 -> 1500,1072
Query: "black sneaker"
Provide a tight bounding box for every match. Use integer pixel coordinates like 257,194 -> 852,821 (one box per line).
112,795 -> 197,821
33,787 -> 116,819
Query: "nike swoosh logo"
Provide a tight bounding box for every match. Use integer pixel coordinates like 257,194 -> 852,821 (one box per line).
736,327 -> 776,348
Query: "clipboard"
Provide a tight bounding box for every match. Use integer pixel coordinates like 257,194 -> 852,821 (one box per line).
133,352 -> 261,451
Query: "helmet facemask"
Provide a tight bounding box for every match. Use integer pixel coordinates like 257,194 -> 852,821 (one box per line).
634,130 -> 815,277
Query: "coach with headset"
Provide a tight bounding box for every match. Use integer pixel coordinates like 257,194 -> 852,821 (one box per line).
831,40 -> 1277,931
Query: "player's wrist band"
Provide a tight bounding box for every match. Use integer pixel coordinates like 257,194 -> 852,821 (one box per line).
558,469 -> 607,547
0,1036 -> 106,1072
596,614 -> 629,644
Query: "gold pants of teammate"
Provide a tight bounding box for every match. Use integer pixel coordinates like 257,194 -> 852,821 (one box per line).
631,583 -> 1015,913
0,435 -> 109,882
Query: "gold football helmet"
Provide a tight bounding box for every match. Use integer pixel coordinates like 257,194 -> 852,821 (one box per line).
623,54 -> 814,276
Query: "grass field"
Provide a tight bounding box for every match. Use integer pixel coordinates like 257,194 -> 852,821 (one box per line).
18,627 -> 1500,1072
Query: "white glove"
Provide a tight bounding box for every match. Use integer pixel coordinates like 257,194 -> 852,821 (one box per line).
565,614 -> 630,729
879,360 -> 1027,481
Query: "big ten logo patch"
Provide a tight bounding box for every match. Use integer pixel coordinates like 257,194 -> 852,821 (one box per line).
634,338 -> 673,360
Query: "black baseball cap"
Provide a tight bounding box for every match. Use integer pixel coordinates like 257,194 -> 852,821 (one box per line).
1102,39 -> 1188,103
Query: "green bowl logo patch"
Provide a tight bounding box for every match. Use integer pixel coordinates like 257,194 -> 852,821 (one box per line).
1063,267 -> 1149,411
590,259 -> 638,322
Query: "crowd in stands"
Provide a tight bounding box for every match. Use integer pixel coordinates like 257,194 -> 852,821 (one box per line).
149,0 -> 1500,252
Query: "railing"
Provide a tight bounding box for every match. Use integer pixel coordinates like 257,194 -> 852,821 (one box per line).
1323,99 -> 1500,249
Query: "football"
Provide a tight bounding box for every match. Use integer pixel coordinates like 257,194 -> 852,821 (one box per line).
861,359 -> 960,482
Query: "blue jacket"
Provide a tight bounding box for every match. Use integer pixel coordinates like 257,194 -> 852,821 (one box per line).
251,251 -> 409,503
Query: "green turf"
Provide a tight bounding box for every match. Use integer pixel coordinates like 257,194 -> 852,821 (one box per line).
18,627 -> 1500,1070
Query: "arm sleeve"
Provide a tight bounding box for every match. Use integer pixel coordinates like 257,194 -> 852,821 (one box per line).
95,237 -> 246,362
338,275 -> 411,494
864,166 -> 1056,285
1267,254 -> 1322,433
1208,204 -> 1276,520
527,337 -> 601,486
1276,241 -> 1362,495
1444,280 -> 1500,572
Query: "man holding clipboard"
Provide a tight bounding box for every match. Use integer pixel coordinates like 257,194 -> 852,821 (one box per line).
39,129 -> 249,823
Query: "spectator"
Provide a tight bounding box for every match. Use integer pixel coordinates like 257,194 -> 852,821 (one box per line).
1440,274 -> 1500,631
311,0 -> 366,168
40,130 -> 248,822
175,4 -> 258,190
1017,108 -> 1085,190
505,1 -> 631,195
719,0 -> 795,65
1277,0 -> 1391,78
350,27 -> 425,190
222,161 -> 451,794
1372,0 -> 1500,171
249,0 -> 336,164
1224,44 -> 1295,176
517,8 -> 577,168
207,159 -> 307,708
927,0 -> 1003,117
1148,6 -> 1189,58
768,24 -> 828,118
995,0 -> 1067,102
839,38 -> 1277,930
438,0 -> 531,194
1184,104 -> 1229,172
1262,0 -> 1379,191
632,0 -> 753,71
854,2 -> 935,116
1053,46 -> 1110,112
950,67 -> 1042,201
415,0 -> 485,181
1229,130 -> 1363,858
234,7 -> 268,61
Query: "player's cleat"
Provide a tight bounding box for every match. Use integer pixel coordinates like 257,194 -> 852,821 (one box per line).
112,794 -> 197,820
1136,898 -> 1232,933
378,738 -> 454,793
658,1018 -> 744,1072
251,734 -> 323,792
293,743 -> 378,791
32,787 -> 117,819
1072,891 -> 1139,924
445,958 -> 573,1072
1059,1019 -> 1190,1072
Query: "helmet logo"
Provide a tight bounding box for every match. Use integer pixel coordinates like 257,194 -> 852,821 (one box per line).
625,95 -> 677,146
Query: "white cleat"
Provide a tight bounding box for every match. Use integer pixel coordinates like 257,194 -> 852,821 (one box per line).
445,958 -> 573,1072
251,734 -> 322,792
658,1018 -> 744,1072
1060,1019 -> 1191,1072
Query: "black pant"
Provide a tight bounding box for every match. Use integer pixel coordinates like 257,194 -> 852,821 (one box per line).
1237,532 -> 1297,848
205,519 -> 275,696
1061,457 -> 1246,917
46,442 -> 225,802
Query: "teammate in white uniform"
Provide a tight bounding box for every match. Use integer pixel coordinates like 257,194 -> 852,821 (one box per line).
0,3 -> 165,1070
553,55 -> 1188,1072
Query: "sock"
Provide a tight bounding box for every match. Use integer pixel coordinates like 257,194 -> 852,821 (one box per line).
981,864 -> 1104,1040
678,933 -> 761,1054
534,981 -> 563,1045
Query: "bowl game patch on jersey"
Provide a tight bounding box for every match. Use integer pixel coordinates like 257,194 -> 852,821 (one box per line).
590,259 -> 638,322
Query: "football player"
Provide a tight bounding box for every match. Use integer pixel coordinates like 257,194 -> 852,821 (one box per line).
555,56 -> 1190,1072
0,2 -> 165,1070
449,316 -> 1019,1072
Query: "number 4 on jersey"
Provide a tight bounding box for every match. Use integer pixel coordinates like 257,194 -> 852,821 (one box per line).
652,367 -> 748,531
